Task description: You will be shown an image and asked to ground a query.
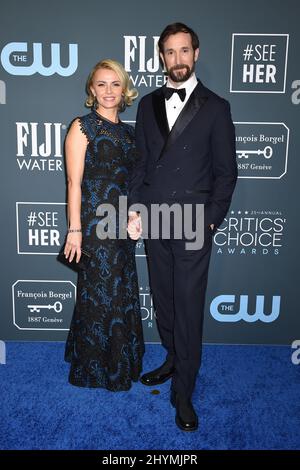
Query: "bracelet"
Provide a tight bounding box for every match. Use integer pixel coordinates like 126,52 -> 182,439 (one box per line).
68,229 -> 82,233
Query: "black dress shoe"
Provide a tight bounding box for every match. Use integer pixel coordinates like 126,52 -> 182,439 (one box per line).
140,362 -> 174,386
171,390 -> 198,432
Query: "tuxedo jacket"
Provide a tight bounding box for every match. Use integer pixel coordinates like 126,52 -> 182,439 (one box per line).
129,80 -> 238,229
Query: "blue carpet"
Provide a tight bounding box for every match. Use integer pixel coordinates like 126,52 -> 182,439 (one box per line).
0,342 -> 299,450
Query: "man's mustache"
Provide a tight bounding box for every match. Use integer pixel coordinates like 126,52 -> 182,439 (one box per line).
170,64 -> 189,71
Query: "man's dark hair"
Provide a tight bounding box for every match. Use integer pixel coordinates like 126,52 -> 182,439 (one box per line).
158,22 -> 200,55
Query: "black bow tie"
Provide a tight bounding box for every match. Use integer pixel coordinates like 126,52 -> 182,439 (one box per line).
163,87 -> 186,102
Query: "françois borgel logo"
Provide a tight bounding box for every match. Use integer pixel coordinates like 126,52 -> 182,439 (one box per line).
16,121 -> 66,171
214,209 -> 286,256
210,294 -> 281,323
16,202 -> 67,255
235,122 -> 289,179
1,42 -> 78,76
12,280 -> 76,331
230,34 -> 289,93
124,35 -> 166,89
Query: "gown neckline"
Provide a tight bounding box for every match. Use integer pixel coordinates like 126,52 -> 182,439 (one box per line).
92,108 -> 121,125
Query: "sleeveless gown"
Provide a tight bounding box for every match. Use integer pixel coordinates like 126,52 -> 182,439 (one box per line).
64,108 -> 144,391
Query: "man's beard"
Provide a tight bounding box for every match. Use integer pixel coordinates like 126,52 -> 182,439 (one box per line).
167,62 -> 195,83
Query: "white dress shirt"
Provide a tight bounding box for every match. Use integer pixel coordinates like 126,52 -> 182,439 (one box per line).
165,73 -> 198,130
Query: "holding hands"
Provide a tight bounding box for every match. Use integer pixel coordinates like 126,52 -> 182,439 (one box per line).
127,212 -> 142,240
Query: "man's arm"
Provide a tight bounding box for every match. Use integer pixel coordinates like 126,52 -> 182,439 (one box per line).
206,100 -> 238,229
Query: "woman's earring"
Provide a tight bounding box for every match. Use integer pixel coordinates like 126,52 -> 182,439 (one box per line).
119,95 -> 126,113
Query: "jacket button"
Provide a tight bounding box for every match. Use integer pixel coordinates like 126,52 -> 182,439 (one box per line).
171,190 -> 177,196
173,167 -> 180,171
183,145 -> 188,150
156,164 -> 162,169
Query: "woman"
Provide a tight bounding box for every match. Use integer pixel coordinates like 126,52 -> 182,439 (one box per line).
64,59 -> 144,391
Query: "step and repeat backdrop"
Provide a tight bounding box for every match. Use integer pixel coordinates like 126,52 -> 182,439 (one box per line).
0,0 -> 299,344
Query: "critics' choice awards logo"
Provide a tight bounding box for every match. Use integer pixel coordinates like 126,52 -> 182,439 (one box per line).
210,294 -> 281,323
214,210 -> 286,256
16,202 -> 67,255
0,42 -> 78,76
235,122 -> 289,179
138,285 -> 160,342
12,280 -> 76,331
124,35 -> 167,89
135,238 -> 146,257
230,34 -> 289,93
139,286 -> 157,325
16,121 -> 66,172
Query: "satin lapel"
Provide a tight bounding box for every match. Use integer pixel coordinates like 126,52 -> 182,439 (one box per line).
152,86 -> 169,141
160,83 -> 208,157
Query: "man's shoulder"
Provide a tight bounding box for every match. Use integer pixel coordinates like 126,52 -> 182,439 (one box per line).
138,87 -> 163,106
200,82 -> 230,109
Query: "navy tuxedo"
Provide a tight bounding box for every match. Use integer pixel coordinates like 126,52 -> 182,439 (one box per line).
130,80 -> 237,399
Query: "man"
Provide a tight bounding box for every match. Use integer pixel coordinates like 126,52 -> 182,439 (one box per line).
128,23 -> 237,431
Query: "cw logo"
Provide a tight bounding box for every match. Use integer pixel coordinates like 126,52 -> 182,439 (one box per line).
210,295 -> 280,323
1,42 -> 78,76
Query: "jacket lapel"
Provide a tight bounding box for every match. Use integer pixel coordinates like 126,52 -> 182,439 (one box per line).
161,81 -> 208,156
152,86 -> 169,141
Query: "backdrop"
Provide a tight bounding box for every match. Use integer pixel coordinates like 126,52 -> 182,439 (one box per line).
0,0 -> 299,345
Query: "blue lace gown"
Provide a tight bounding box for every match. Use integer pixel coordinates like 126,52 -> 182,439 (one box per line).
64,108 -> 144,391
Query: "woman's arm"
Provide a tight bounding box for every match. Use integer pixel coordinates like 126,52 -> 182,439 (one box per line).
64,118 -> 88,263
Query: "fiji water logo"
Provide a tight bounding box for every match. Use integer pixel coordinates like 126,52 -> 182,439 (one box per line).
124,35 -> 165,88
210,295 -> 280,323
1,42 -> 78,76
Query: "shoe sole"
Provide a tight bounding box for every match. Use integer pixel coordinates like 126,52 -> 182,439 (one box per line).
175,415 -> 198,432
172,396 -> 198,432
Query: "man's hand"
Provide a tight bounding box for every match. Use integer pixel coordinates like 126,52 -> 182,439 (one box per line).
210,224 -> 214,231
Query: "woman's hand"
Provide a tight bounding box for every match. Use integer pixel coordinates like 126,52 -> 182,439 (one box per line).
64,232 -> 82,263
127,215 -> 142,240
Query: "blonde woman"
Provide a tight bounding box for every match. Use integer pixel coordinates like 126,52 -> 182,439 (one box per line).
64,59 -> 144,390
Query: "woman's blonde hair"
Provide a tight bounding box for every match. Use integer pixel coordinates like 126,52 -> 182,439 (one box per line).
85,59 -> 138,111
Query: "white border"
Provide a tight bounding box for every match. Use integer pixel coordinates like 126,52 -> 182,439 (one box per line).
230,33 -> 289,93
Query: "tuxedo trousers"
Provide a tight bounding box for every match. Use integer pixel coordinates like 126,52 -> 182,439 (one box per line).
145,227 -> 212,400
